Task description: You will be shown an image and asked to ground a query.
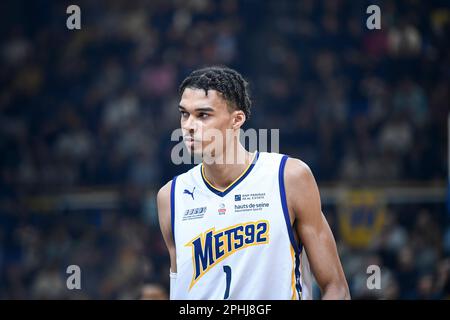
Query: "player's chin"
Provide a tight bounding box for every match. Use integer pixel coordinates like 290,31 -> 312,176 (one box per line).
184,142 -> 202,156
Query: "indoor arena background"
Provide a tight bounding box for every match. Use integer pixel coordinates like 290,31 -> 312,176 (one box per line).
0,0 -> 449,299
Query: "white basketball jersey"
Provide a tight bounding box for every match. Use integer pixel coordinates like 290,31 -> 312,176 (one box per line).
170,151 -> 313,300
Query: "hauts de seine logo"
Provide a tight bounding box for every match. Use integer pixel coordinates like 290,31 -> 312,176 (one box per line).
234,193 -> 269,213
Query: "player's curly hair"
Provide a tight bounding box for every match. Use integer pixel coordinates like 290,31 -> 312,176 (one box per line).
179,66 -> 251,119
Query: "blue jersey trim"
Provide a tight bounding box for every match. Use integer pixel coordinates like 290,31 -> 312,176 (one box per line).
278,155 -> 303,297
170,176 -> 178,243
200,151 -> 260,197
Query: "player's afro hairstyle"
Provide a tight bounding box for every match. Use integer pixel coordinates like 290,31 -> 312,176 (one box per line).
179,66 -> 251,119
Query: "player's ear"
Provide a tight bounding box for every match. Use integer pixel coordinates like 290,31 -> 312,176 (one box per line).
232,110 -> 246,129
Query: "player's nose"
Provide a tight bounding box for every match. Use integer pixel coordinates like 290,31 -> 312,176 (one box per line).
183,115 -> 197,133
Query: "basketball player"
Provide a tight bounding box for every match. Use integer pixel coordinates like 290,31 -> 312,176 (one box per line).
157,66 -> 350,300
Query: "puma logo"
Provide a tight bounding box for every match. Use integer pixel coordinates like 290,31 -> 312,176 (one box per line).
183,187 -> 195,200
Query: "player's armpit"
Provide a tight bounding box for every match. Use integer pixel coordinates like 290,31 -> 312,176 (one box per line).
157,180 -> 177,273
284,158 -> 350,300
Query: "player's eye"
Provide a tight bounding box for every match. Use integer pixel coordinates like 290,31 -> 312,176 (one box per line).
180,111 -> 189,118
199,113 -> 210,119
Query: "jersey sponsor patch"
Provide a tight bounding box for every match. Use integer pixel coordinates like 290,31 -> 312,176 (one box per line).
234,193 -> 266,201
234,202 -> 269,213
183,206 -> 207,221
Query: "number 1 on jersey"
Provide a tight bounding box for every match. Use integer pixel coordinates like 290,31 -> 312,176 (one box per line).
223,265 -> 232,299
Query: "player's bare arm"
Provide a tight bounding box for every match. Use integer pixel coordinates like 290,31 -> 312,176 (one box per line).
285,158 -> 351,300
157,180 -> 177,273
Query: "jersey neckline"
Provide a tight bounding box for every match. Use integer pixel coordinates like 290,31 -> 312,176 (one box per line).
200,151 -> 260,197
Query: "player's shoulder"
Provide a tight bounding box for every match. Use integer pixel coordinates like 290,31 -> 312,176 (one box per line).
257,151 -> 286,166
261,152 -> 312,176
157,179 -> 172,204
282,156 -> 321,212
157,164 -> 201,200
282,155 -> 316,188
285,156 -> 313,177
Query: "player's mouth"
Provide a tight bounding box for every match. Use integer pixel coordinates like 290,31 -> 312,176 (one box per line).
183,136 -> 201,148
183,136 -> 199,142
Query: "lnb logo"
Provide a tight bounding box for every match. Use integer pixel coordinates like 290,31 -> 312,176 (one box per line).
218,203 -> 227,215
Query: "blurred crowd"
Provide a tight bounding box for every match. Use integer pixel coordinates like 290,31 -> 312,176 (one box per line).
0,0 -> 449,299
330,203 -> 450,299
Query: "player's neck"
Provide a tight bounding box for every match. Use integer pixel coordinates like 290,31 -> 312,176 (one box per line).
202,145 -> 254,191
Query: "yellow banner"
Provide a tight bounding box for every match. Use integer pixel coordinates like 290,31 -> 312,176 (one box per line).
338,189 -> 386,249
